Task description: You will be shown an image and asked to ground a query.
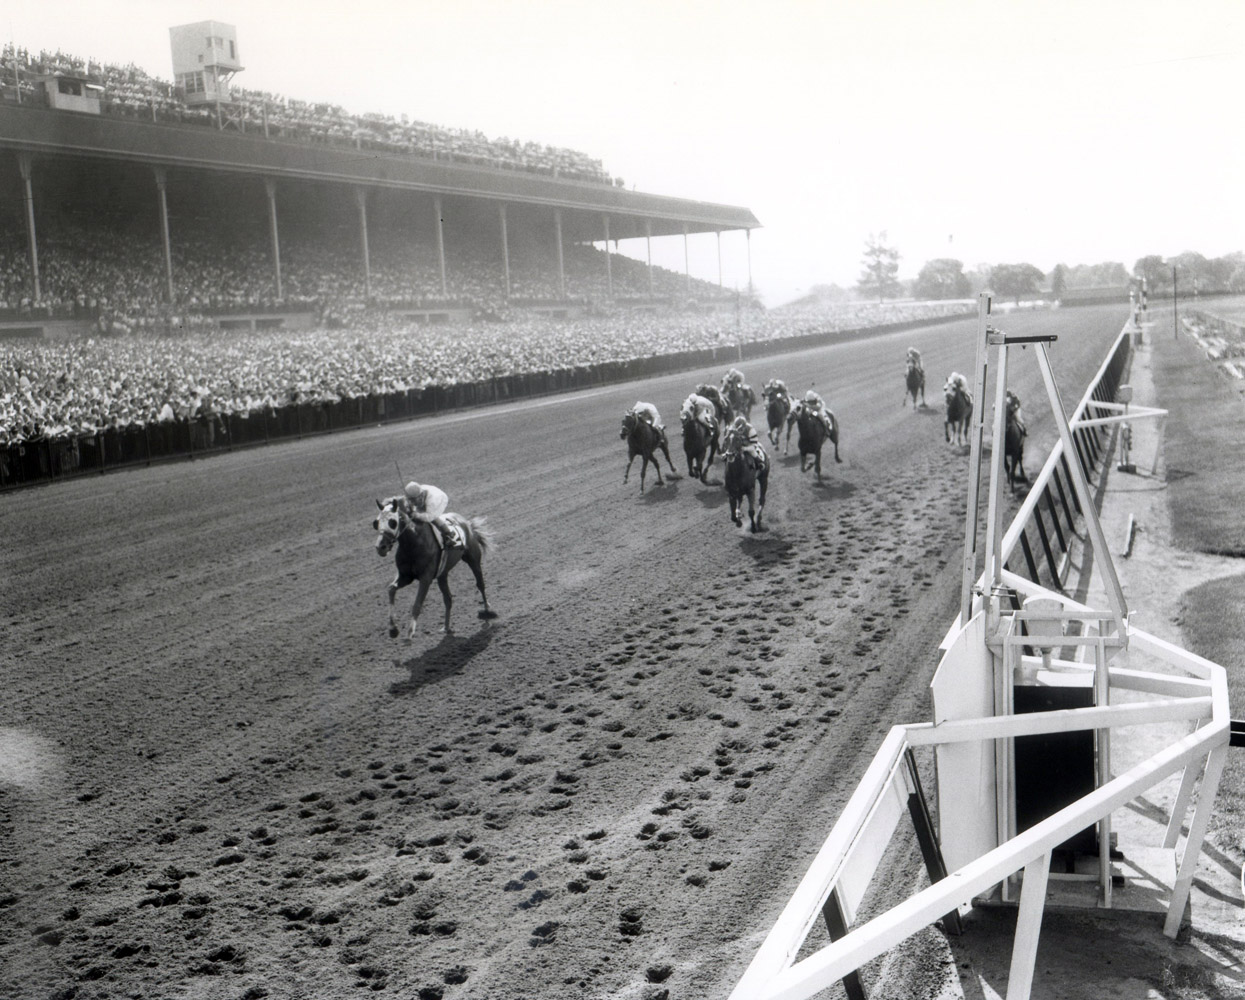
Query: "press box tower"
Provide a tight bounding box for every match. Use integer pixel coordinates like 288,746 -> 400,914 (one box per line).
169,21 -> 243,105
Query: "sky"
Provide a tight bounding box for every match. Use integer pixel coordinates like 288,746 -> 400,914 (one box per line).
5,0 -> 1244,305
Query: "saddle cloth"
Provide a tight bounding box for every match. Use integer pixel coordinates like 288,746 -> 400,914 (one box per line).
438,514 -> 467,550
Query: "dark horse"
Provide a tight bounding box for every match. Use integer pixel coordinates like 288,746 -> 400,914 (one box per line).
790,409 -> 842,481
373,499 -> 495,640
762,389 -> 791,446
682,415 -> 718,482
724,382 -> 757,422
944,384 -> 972,446
1004,391 -> 1027,489
904,361 -> 926,408
724,449 -> 769,532
695,384 -> 733,441
621,411 -> 677,492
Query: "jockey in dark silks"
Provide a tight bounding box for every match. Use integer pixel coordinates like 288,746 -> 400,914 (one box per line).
1005,389 -> 1026,434
906,347 -> 923,374
762,378 -> 790,404
695,383 -> 731,425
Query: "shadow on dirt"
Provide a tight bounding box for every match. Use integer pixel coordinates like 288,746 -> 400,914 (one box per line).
807,478 -> 857,500
640,479 -> 682,504
738,533 -> 794,565
389,623 -> 498,696
694,483 -> 728,507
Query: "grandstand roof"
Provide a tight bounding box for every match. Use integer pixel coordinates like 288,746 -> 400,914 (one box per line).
0,104 -> 760,242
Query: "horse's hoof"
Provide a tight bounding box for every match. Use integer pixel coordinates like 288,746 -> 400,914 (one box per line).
388,625 -> 400,638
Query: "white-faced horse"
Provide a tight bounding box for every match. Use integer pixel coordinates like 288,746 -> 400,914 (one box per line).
373,499 -> 495,640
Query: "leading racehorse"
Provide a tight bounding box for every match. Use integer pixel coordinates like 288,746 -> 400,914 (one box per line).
373,499 -> 495,640
724,382 -> 757,421
621,410 -> 678,491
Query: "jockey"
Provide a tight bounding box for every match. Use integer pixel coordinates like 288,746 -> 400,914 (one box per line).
1005,389 -> 1026,434
722,367 -> 745,392
402,481 -> 462,551
906,347 -> 923,373
695,383 -> 730,423
762,377 -> 790,402
681,392 -> 718,432
631,400 -> 670,449
791,389 -> 835,437
724,414 -> 768,471
632,401 -> 663,429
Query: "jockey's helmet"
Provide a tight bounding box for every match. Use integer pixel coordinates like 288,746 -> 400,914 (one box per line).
403,481 -> 422,500
805,390 -> 819,402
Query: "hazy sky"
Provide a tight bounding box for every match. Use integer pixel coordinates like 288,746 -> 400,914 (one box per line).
6,0 -> 1243,304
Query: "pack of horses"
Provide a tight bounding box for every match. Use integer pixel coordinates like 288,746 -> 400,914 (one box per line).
372,358 -> 1026,639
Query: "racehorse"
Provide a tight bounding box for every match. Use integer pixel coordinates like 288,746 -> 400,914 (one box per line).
903,361 -> 926,408
682,414 -> 718,482
695,384 -> 734,440
1004,392 -> 1027,489
724,382 -> 757,421
621,410 -> 677,491
791,408 -> 842,481
723,447 -> 768,532
373,499 -> 495,640
944,383 -> 973,446
763,389 -> 791,446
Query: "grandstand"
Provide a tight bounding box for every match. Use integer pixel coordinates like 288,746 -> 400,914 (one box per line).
0,37 -> 759,335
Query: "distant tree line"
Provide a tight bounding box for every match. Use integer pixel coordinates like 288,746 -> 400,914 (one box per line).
852,235 -> 1245,304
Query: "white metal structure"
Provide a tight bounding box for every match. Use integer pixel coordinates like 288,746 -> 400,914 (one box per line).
731,298 -> 1228,1000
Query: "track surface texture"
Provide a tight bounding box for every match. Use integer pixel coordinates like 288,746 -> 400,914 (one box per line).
1,306 -> 1124,999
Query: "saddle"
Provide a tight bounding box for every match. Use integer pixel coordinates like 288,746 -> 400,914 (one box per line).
433,515 -> 466,577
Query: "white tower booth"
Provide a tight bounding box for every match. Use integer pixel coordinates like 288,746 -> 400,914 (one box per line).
169,21 -> 243,105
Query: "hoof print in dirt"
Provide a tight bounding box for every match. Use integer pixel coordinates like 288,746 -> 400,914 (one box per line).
619,908 -> 643,937
529,921 -> 559,946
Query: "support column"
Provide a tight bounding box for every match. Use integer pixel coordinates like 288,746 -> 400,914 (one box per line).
717,230 -> 723,288
264,178 -> 283,301
355,187 -> 372,300
153,166 -> 174,303
602,215 -> 613,299
745,228 -> 753,298
554,208 -> 565,300
434,196 -> 447,298
498,203 -> 511,299
17,153 -> 40,303
683,223 -> 690,294
645,219 -> 654,296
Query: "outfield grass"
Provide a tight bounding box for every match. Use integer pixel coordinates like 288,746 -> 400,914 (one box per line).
1149,318 -> 1245,553
1176,572 -> 1245,848
1191,295 -> 1245,325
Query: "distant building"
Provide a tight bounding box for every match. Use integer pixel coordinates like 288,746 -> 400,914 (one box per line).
169,21 -> 243,106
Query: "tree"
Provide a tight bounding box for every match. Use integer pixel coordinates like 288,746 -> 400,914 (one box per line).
989,263 -> 1045,304
1133,255 -> 1169,294
857,232 -> 902,303
1049,263 -> 1068,300
914,258 -> 971,300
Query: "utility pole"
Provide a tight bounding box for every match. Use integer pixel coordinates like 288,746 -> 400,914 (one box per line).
1172,265 -> 1178,339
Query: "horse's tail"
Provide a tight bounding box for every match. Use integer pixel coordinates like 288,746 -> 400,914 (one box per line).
465,516 -> 494,555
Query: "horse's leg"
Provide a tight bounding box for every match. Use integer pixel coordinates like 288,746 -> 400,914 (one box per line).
464,549 -> 491,618
387,572 -> 414,638
436,573 -> 454,633
623,450 -> 636,484
815,448 -> 823,482
651,449 -> 664,486
747,484 -> 758,533
407,574 -> 435,640
661,440 -> 678,476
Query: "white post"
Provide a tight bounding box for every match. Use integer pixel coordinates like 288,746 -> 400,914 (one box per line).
1006,852 -> 1052,1000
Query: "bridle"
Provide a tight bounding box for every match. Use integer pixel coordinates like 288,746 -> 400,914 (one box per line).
374,501 -> 414,555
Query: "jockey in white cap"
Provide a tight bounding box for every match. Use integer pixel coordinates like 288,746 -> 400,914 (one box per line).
402,481 -> 462,551
906,347 -> 923,373
631,400 -> 670,449
790,388 -> 835,437
724,414 -> 768,471
681,392 -> 718,432
762,377 -> 790,402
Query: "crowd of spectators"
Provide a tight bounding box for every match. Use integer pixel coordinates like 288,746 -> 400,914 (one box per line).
2,44 -> 617,185
0,300 -> 972,445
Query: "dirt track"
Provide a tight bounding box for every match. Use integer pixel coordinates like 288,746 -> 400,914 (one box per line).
0,306 -> 1125,999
